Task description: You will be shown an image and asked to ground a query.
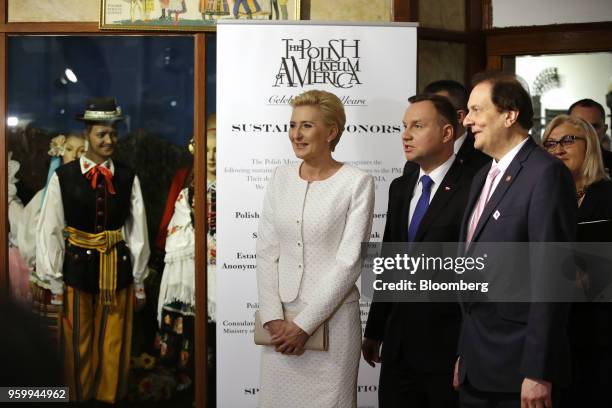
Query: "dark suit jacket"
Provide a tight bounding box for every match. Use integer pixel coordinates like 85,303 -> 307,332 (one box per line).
404,132 -> 491,176
457,137 -> 577,393
365,157 -> 474,374
578,179 -> 612,223
571,179 -> 612,349
600,149 -> 612,177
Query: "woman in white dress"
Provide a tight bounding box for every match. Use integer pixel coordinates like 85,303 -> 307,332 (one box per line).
256,90 -> 375,407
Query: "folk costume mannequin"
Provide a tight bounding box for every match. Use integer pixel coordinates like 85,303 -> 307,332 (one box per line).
156,179 -> 196,391
205,113 -> 217,322
7,151 -> 28,300
9,134 -> 85,337
155,114 -> 217,392
36,97 -> 150,404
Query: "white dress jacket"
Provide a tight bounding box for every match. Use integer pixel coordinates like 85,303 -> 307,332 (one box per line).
257,162 -> 375,407
257,162 -> 375,335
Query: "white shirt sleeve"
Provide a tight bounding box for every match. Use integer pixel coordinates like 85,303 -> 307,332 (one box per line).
18,191 -> 44,269
35,174 -> 65,295
124,175 -> 150,297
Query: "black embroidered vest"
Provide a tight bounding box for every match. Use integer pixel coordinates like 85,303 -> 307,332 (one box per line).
56,160 -> 136,293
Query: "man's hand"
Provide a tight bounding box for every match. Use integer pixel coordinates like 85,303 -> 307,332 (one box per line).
453,357 -> 461,390
271,320 -> 309,356
50,293 -> 63,306
521,378 -> 552,408
361,338 -> 382,367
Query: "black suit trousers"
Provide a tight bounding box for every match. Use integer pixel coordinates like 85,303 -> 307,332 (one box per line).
379,360 -> 458,408
458,379 -> 518,408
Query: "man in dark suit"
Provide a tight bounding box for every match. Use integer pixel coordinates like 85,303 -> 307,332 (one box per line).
363,94 -> 475,407
404,80 -> 490,176
568,98 -> 612,175
455,72 -> 577,407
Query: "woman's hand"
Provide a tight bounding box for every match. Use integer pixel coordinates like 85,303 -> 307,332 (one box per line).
271,320 -> 309,355
264,319 -> 285,338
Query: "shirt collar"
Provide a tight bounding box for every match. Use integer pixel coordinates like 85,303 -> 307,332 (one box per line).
493,137 -> 529,175
418,153 -> 456,187
80,155 -> 115,175
454,132 -> 467,155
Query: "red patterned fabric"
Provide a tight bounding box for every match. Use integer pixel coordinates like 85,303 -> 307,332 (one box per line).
155,167 -> 190,250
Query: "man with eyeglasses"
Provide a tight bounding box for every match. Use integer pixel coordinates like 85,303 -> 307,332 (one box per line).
569,98 -> 612,175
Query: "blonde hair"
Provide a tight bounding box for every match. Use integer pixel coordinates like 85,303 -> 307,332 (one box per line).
48,132 -> 86,157
542,114 -> 609,187
290,90 -> 346,151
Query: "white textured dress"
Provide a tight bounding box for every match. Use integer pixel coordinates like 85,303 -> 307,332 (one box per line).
257,163 -> 375,408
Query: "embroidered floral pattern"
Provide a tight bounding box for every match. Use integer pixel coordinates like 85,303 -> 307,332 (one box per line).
48,134 -> 67,157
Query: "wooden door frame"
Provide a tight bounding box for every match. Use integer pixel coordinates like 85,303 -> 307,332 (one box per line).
484,21 -> 612,70
392,0 -> 488,87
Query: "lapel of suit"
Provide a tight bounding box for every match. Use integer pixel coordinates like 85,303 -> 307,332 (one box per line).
470,138 -> 536,242
461,166 -> 487,241
414,158 -> 462,242
456,134 -> 473,166
578,183 -> 598,220
400,167 -> 419,242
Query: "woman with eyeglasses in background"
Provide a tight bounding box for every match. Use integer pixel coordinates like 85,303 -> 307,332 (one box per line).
542,114 -> 612,407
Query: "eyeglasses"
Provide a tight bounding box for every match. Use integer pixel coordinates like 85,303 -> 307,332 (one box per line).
543,135 -> 586,151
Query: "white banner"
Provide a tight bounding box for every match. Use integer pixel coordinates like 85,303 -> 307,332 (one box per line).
217,21 -> 417,408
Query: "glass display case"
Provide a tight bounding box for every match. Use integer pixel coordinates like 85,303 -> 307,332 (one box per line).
5,34 -> 210,406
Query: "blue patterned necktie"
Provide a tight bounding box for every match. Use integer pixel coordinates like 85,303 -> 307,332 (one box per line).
408,175 -> 434,242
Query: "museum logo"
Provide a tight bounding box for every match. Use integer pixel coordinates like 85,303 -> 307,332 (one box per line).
273,38 -> 362,89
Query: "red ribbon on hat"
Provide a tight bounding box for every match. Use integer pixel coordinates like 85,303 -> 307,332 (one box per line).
86,165 -> 116,194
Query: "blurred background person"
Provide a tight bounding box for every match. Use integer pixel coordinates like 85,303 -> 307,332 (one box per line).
568,98 -> 612,173
542,114 -> 612,407
256,90 -> 374,407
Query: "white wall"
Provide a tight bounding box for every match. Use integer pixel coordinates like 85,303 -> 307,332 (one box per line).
516,52 -> 612,125
492,0 -> 612,27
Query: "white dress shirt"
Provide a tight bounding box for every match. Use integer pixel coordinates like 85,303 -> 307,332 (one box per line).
36,156 -> 150,297
467,137 -> 529,229
408,153 -> 456,226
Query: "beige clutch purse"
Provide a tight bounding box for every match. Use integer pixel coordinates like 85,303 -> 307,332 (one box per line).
254,310 -> 329,351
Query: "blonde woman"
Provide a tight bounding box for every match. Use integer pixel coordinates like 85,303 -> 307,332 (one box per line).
542,114 -> 612,407
543,115 -> 611,211
256,90 -> 374,407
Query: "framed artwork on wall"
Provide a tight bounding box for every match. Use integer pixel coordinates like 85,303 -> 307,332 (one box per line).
100,0 -> 301,31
